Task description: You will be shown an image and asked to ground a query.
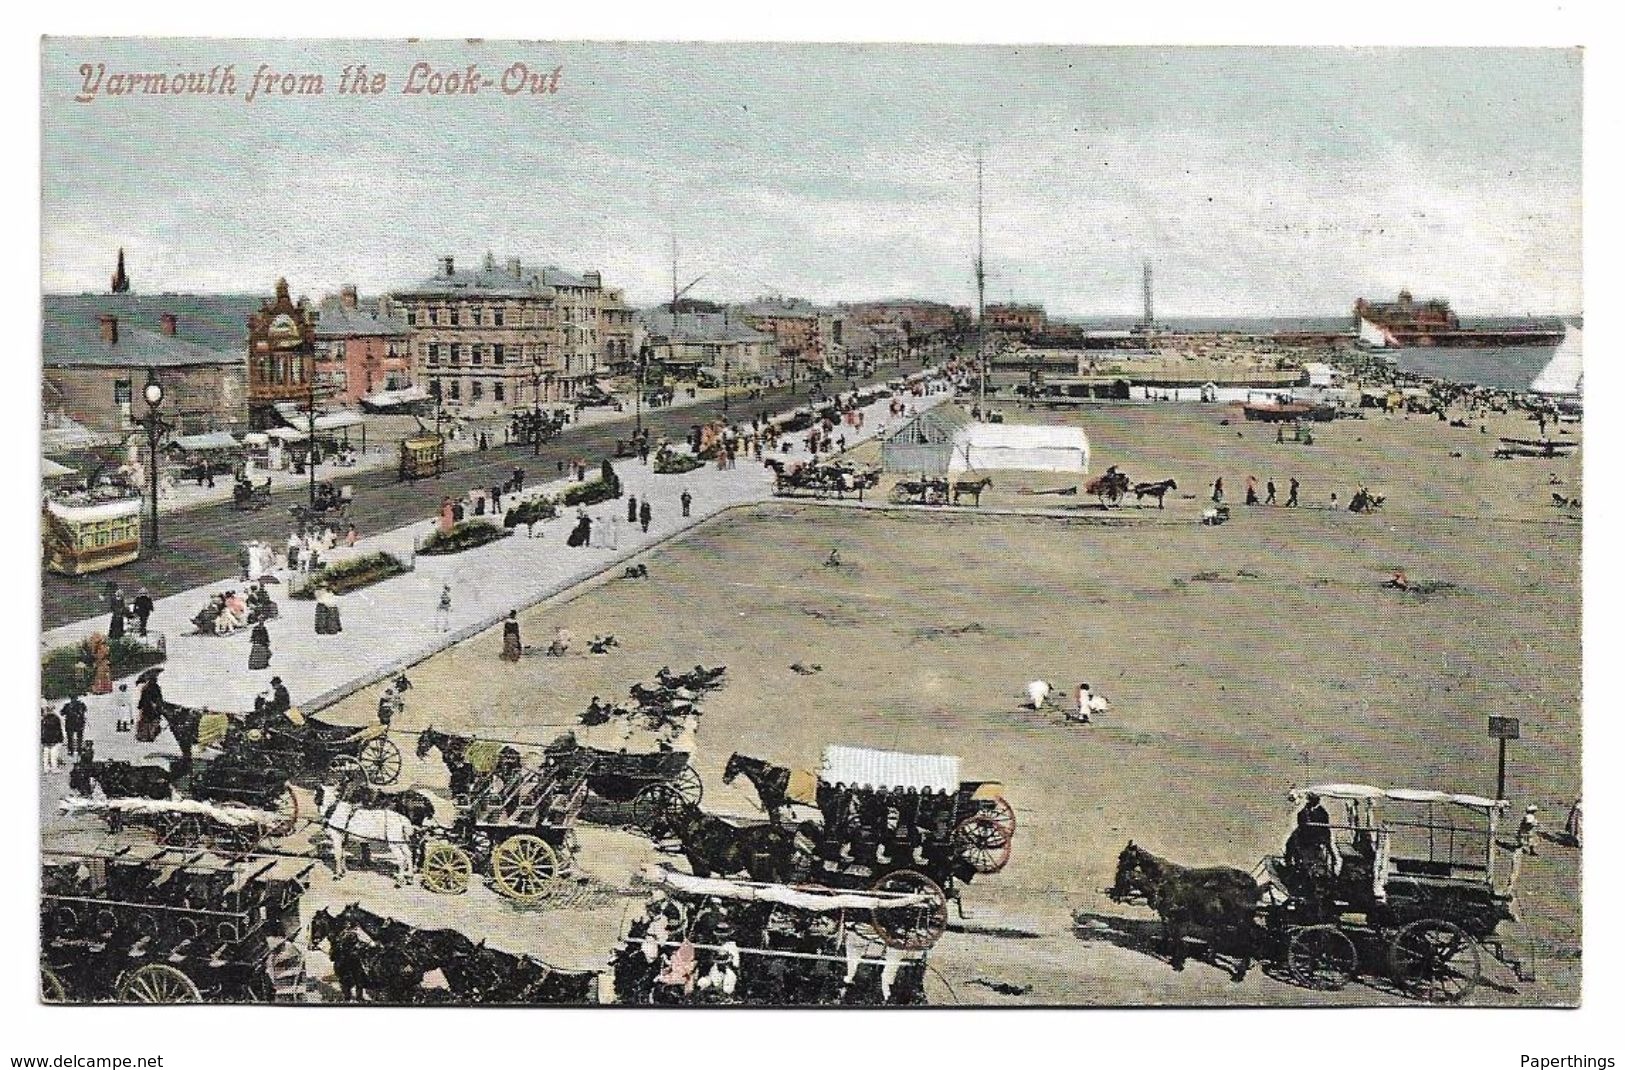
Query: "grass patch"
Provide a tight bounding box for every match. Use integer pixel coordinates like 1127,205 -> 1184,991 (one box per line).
42,634 -> 165,700
292,551 -> 410,598
561,459 -> 623,506
418,520 -> 512,556
653,448 -> 706,475
504,497 -> 560,529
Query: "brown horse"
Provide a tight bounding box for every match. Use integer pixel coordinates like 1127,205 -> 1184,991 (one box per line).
1109,841 -> 1261,981
952,477 -> 993,506
1131,479 -> 1178,508
1085,470 -> 1131,507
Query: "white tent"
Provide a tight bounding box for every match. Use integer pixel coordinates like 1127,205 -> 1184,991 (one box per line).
948,422 -> 1089,475
1530,326 -> 1582,397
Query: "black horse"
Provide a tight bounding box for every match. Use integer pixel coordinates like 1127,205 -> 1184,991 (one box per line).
1131,479 -> 1178,508
656,664 -> 727,693
308,906 -> 436,1003
722,752 -> 802,825
68,749 -> 174,800
651,801 -> 804,883
1109,841 -> 1261,981
415,726 -> 522,802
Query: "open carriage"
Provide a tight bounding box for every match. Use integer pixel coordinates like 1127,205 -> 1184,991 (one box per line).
612,865 -> 936,1005
1258,783 -> 1531,1002
41,845 -> 313,1003
213,707 -> 402,788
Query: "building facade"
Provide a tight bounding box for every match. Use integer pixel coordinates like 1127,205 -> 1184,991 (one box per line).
393,254 -> 630,411
311,285 -> 413,404
843,299 -> 971,349
246,278 -> 318,430
636,310 -> 778,381
985,302 -> 1047,337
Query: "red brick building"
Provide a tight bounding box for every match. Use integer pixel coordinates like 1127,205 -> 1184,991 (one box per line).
312,285 -> 413,404
247,279 -> 317,429
985,302 -> 1046,336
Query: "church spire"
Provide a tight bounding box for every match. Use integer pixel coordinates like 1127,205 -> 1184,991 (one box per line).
110,248 -> 130,294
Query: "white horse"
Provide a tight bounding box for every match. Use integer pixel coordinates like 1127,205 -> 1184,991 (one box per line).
314,784 -> 416,886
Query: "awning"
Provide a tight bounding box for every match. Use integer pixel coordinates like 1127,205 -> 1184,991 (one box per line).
360,385 -> 428,410
42,457 -> 77,478
273,403 -> 365,432
1293,784 -> 1506,813
264,427 -> 307,442
170,431 -> 241,451
821,745 -> 960,793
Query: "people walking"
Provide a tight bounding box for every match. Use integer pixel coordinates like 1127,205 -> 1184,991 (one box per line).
107,585 -> 127,640
41,705 -> 65,773
248,620 -> 273,670
628,494 -> 639,524
132,587 -> 154,637
639,500 -> 652,534
61,694 -> 88,755
501,611 -> 522,662
680,489 -> 693,518
1211,477 -> 1225,504
1287,478 -> 1300,507
1265,479 -> 1277,505
1245,476 -> 1260,506
436,583 -> 453,631
1517,805 -> 1541,856
136,669 -> 165,743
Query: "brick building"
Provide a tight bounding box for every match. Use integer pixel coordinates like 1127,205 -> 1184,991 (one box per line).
246,278 -> 318,430
311,285 -> 413,404
636,310 -> 777,381
843,299 -> 970,348
985,302 -> 1047,337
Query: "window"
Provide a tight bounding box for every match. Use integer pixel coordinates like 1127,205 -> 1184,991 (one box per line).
332,340 -> 346,359
450,307 -> 461,327
450,344 -> 461,364
472,345 -> 483,366
471,308 -> 483,326
472,380 -> 484,401
493,382 -> 505,402
449,380 -> 461,400
493,308 -> 504,327
406,309 -> 417,326
428,309 -> 440,326
427,343 -> 439,364
492,344 -> 505,364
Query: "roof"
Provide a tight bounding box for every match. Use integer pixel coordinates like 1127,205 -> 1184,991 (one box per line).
821,745 -> 961,793
735,298 -> 822,320
881,403 -> 974,446
170,431 -> 240,451
42,457 -> 76,478
394,261 -> 603,299
44,497 -> 143,521
42,295 -> 251,369
638,310 -> 771,345
312,296 -> 410,338
1294,784 -> 1506,813
273,404 -> 365,431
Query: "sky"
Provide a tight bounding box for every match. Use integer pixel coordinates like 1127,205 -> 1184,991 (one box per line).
40,40 -> 1582,317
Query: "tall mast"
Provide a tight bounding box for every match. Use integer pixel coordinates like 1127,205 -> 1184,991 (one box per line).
976,150 -> 987,420
671,234 -> 678,313
1142,259 -> 1154,330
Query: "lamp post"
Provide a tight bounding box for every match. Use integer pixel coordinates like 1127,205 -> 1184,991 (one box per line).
634,342 -> 651,439
530,366 -> 543,456
722,348 -> 731,414
137,372 -> 170,551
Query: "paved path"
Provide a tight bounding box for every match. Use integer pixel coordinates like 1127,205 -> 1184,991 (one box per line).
42,357 -> 940,628
39,385 -> 950,808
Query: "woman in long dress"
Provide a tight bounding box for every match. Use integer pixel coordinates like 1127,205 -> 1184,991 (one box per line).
248,621 -> 272,670
315,587 -> 343,635
438,497 -> 456,535
501,611 -> 522,662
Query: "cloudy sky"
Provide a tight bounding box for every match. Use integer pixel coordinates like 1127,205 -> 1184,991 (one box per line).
41,40 -> 1581,317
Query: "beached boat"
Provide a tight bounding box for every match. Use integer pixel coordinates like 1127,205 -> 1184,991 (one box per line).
1241,399 -> 1337,423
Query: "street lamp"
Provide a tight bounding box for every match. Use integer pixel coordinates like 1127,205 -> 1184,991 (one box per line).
137,372 -> 171,551
529,366 -> 543,456
634,342 -> 651,439
722,348 -> 731,414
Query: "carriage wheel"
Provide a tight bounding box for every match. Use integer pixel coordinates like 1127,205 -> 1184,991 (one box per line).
116,964 -> 202,1004
421,841 -> 474,896
490,835 -> 562,902
870,870 -> 950,951
160,813 -> 205,849
215,801 -> 263,861
1287,925 -> 1358,991
266,785 -> 300,838
326,754 -> 362,784
952,815 -> 1013,874
41,967 -> 67,1004
980,796 -> 1016,847
632,784 -> 690,840
1389,919 -> 1482,1004
671,765 -> 704,807
359,737 -> 402,785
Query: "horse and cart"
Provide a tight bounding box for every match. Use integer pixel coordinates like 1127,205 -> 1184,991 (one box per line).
1107,782 -> 1532,1002
767,458 -> 882,501
41,844 -> 313,1003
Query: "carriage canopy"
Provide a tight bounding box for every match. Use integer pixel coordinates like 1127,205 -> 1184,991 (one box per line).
821,745 -> 960,794
638,865 -> 941,912
1292,784 -> 1506,813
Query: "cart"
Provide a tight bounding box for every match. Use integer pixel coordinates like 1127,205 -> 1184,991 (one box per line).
212,708 -> 402,787
399,433 -> 446,481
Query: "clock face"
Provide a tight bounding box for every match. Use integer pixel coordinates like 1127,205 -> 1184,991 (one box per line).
268,313 -> 304,349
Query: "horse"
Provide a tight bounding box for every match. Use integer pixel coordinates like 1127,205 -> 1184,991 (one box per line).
308,906 -> 432,1003
951,477 -> 993,506
69,752 -> 174,800
415,726 -> 522,801
657,664 -> 727,693
1085,470 -> 1131,507
650,801 -> 804,883
1131,479 -> 1178,508
1108,841 -> 1261,981
314,784 -> 416,886
722,752 -> 803,825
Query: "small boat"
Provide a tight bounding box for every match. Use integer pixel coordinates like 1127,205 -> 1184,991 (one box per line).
1496,437 -> 1578,459
1242,400 -> 1337,423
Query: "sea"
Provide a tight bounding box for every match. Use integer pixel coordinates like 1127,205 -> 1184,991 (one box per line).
1056,315 -> 1575,393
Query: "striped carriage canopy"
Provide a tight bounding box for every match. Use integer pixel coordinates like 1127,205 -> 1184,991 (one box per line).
821,745 -> 960,794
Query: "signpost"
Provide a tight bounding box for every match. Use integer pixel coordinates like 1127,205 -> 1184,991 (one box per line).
1489,716 -> 1520,801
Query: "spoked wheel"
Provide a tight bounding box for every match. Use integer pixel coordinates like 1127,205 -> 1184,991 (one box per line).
358,737 -> 402,785
632,784 -> 690,840
490,835 -> 562,902
265,785 -> 300,838
952,814 -> 1013,874
979,796 -> 1016,847
159,813 -> 205,849
1287,924 -> 1359,990
214,802 -> 264,861
41,966 -> 67,1004
421,841 -> 474,895
670,765 -> 704,807
116,964 -> 202,1003
870,870 -> 950,951
1389,919 -> 1482,1004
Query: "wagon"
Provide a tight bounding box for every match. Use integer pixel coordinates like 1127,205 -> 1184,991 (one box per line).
1257,783 -> 1531,1003
419,753 -> 593,902
41,845 -> 314,1003
219,709 -> 402,787
613,865 -> 937,1005
569,744 -> 705,832
58,795 -> 293,861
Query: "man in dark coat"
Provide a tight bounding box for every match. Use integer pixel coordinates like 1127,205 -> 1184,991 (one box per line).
132,588 -> 155,637
266,676 -> 292,718
639,500 -> 652,534
41,706 -> 65,772
628,494 -> 639,524
680,489 -> 692,518
107,586 -> 127,640
136,671 -> 165,742
60,694 -> 88,756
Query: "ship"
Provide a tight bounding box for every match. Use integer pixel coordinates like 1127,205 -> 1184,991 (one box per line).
1354,291 -> 1564,348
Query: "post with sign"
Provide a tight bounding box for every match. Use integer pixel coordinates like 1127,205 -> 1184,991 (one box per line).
1489,716 -> 1519,801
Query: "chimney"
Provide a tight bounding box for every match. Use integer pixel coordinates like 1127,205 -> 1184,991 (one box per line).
442,255 -> 455,277
158,312 -> 177,336
507,257 -> 522,278
340,284 -> 359,310
376,295 -> 393,319
98,314 -> 119,345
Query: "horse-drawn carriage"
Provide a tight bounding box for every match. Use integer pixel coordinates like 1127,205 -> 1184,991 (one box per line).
1107,781 -> 1531,1002
216,707 -> 402,788
715,745 -> 1016,950
231,476 -> 273,511
890,475 -> 950,505
41,844 -> 313,1003
612,864 -> 936,1005
289,482 -> 351,528
768,458 -> 882,501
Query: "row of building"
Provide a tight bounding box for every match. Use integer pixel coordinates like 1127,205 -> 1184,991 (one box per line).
43,250 -> 971,438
